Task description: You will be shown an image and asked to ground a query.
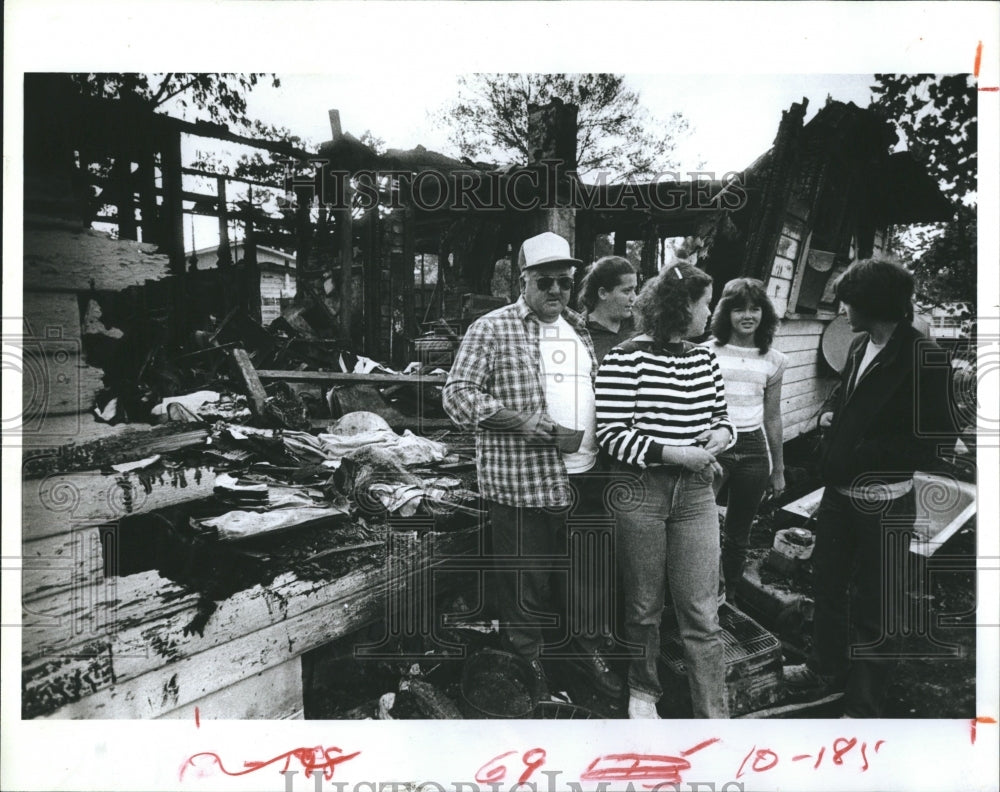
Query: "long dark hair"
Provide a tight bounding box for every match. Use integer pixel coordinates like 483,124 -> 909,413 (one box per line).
710,277 -> 779,353
633,263 -> 713,346
578,256 -> 636,312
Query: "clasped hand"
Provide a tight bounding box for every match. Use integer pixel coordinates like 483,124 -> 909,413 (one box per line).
694,427 -> 732,456
679,445 -> 723,476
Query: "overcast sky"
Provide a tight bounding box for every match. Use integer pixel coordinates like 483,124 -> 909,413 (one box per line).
176,72 -> 878,250
232,72 -> 877,174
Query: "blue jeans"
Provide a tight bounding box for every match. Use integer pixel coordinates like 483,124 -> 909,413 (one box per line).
715,428 -> 771,598
616,465 -> 728,718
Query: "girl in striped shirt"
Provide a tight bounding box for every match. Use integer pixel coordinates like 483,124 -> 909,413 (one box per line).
703,278 -> 787,607
596,263 -> 734,719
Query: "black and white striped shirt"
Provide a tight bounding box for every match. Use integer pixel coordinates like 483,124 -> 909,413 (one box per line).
595,336 -> 735,467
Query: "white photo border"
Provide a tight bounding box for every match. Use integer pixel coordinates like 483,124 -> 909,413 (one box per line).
3,2 -> 998,791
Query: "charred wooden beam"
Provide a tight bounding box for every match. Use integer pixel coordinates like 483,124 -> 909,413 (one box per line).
159,130 -> 186,276
337,187 -> 354,345
181,167 -> 284,191
137,152 -> 160,245
641,234 -> 658,280
526,97 -> 578,166
216,176 -> 232,269
23,427 -> 210,479
394,178 -> 417,368
160,128 -> 188,346
256,370 -> 447,385
362,207 -> 382,358
230,347 -> 268,416
112,153 -> 138,240
742,99 -> 809,280
293,188 -> 312,297
242,187 -> 263,325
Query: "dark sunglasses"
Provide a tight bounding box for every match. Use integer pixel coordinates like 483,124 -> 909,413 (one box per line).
532,275 -> 575,291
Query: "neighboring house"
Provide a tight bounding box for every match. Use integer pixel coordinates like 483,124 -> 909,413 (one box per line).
188,242 -> 297,324
916,303 -> 972,341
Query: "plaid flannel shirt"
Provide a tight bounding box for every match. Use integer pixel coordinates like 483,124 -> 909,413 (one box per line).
443,297 -> 597,508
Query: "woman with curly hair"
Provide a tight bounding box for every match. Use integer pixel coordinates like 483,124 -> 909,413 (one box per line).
703,278 -> 787,605
596,262 -> 735,719
578,256 -> 638,363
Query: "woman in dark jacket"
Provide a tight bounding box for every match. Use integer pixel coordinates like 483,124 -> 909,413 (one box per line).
784,258 -> 957,717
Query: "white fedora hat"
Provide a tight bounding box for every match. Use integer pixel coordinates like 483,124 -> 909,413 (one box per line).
518,232 -> 582,270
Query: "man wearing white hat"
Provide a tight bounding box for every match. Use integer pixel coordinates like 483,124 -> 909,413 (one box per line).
444,231 -> 623,700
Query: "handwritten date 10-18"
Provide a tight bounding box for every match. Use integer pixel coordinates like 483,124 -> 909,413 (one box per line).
736,738 -> 886,777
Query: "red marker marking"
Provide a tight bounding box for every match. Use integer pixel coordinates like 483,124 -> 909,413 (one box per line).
518,749 -> 547,785
179,746 -> 360,782
582,754 -> 692,786
974,39 -> 999,89
681,737 -> 720,756
792,754 -> 811,762
813,745 -> 826,770
735,747 -> 778,778
474,751 -> 517,784
971,716 -> 997,744
473,750 -> 545,786
832,737 -> 857,765
860,741 -> 869,772
813,746 -> 826,769
874,740 -> 886,753
194,707 -> 200,728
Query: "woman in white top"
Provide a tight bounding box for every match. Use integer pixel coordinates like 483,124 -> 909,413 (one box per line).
704,278 -> 787,604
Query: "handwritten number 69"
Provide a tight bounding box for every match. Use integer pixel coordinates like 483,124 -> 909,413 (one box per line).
475,748 -> 547,785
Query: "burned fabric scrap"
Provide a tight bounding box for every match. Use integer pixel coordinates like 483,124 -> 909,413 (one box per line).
151,391 -> 252,424
195,503 -> 349,542
316,427 -> 449,467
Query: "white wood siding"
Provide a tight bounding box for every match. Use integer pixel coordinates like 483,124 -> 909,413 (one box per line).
260,271 -> 290,323
773,318 -> 837,441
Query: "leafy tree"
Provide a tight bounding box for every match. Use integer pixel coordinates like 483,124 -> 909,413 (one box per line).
887,206 -> 977,310
441,73 -> 690,180
870,74 -> 977,310
70,73 -> 281,130
871,74 -> 976,204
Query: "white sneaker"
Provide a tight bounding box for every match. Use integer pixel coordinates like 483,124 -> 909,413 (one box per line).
628,695 -> 660,719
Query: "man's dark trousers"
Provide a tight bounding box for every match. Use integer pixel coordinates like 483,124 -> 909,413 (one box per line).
486,469 -> 619,659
